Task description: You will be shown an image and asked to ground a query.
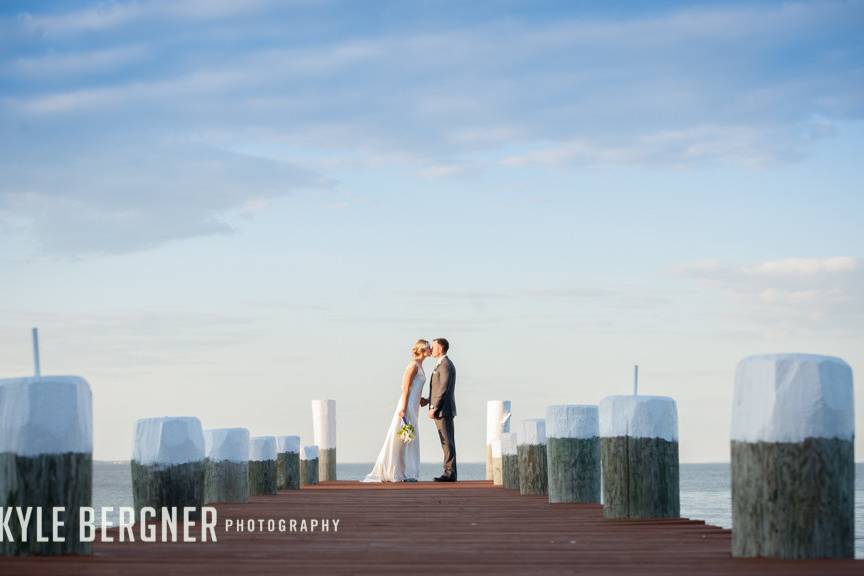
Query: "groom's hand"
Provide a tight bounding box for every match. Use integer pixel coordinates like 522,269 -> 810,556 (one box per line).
428,410 -> 435,420
420,398 -> 429,407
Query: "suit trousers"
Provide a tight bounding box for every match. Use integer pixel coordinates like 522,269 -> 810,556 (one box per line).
435,417 -> 457,478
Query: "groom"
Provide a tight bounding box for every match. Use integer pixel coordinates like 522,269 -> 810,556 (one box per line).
421,338 -> 457,482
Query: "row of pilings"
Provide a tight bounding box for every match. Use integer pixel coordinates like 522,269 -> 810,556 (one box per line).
0,393 -> 337,556
487,353 -> 855,560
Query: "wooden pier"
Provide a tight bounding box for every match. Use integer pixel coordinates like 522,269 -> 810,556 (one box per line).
0,481 -> 860,575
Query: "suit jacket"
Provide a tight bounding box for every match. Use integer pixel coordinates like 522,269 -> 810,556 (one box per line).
428,356 -> 456,419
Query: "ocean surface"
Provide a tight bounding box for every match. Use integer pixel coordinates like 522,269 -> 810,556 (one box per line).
94,461 -> 864,558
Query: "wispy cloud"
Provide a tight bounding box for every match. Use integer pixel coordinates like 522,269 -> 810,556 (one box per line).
1,0 -> 862,255
11,44 -> 150,77
0,143 -> 330,255
16,0 -> 281,36
683,256 -> 864,334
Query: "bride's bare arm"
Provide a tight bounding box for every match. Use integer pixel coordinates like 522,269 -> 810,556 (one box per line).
399,363 -> 418,419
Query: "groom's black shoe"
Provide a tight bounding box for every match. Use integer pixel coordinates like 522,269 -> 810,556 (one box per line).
433,475 -> 457,482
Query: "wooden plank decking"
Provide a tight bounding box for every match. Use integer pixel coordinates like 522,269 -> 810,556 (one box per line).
0,480 -> 860,575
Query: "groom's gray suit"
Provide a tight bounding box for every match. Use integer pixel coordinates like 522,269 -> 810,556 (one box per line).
428,355 -> 457,479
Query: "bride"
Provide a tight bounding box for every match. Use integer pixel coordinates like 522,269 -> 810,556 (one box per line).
363,339 -> 431,482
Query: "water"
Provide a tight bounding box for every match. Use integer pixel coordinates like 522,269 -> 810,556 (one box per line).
95,461 -> 864,558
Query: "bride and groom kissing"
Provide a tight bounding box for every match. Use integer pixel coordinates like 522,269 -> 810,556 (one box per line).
363,338 -> 457,483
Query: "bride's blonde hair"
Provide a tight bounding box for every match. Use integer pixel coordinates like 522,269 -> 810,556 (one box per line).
412,339 -> 431,360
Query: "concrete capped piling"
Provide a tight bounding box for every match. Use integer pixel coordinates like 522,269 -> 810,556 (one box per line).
131,416 -> 206,519
276,435 -> 301,490
0,376 -> 93,555
300,445 -> 320,486
485,400 -> 511,480
599,395 -> 679,519
545,404 -> 600,504
731,353 -> 855,559
312,400 -> 336,481
517,419 -> 547,496
203,427 -> 249,504
500,433 -> 519,490
248,436 -> 278,495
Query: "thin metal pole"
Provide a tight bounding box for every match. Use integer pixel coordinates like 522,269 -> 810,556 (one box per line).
633,364 -> 638,395
32,327 -> 42,378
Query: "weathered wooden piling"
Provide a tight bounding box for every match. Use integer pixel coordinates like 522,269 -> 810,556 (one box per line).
501,432 -> 519,490
131,417 -> 205,519
517,419 -> 547,496
599,395 -> 679,519
0,376 -> 93,555
490,438 -> 503,485
248,436 -> 278,496
485,400 -> 511,480
312,400 -> 336,481
300,445 -> 319,487
203,427 -> 249,504
276,435 -> 301,490
731,354 -> 854,559
545,404 -> 600,504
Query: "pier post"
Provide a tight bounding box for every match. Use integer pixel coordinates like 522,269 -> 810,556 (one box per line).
731,354 -> 854,559
501,432 -> 519,490
490,438 -> 503,485
248,436 -> 278,495
203,428 -> 249,504
0,376 -> 93,555
545,404 -> 600,504
300,445 -> 320,486
312,400 -> 336,481
599,395 -> 679,519
517,419 -> 547,495
486,400 -> 511,480
131,417 -> 205,519
276,435 -> 301,490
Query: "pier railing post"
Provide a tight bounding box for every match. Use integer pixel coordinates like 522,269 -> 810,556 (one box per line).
276,435 -> 301,490
599,395 -> 679,519
517,419 -> 547,496
300,445 -> 320,486
249,436 -> 278,495
131,417 -> 206,519
204,428 -> 250,503
501,432 -> 520,490
731,354 -> 854,559
486,400 -> 511,480
545,405 -> 600,504
312,400 -> 336,481
0,376 -> 93,555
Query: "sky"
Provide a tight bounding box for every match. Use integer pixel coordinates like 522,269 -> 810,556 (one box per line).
1,0 -> 863,463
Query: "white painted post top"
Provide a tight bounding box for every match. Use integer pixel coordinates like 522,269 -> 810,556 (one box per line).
0,376 -> 92,456
732,353 -> 853,443
518,419 -> 546,446
133,416 -> 205,466
501,432 -> 518,456
277,435 -> 301,454
205,428 -> 250,463
249,436 -> 278,462
300,445 -> 320,461
486,400 -> 512,443
545,404 -> 599,439
312,399 -> 336,449
599,395 -> 678,441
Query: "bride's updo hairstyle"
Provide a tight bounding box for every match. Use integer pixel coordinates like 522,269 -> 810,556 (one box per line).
412,339 -> 431,360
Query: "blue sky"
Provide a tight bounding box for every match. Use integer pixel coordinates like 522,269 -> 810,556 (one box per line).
1,0 -> 862,462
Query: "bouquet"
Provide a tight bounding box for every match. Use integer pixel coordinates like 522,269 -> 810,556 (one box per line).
398,417 -> 416,444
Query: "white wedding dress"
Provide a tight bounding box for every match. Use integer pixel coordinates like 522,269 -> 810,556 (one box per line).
362,362 -> 424,482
